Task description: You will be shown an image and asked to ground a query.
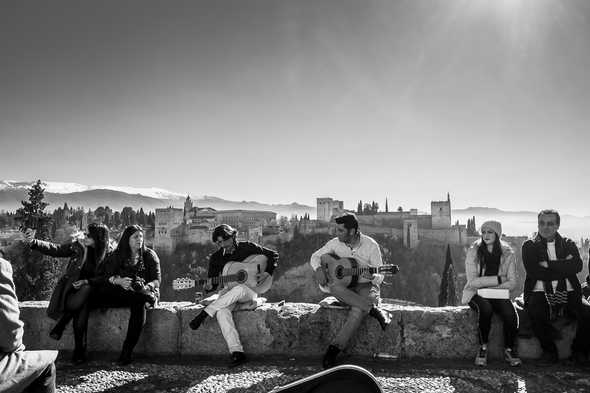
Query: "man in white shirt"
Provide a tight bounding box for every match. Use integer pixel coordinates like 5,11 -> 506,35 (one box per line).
310,213 -> 391,369
522,209 -> 590,365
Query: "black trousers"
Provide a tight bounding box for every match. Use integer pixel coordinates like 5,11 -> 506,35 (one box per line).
53,285 -> 92,356
527,291 -> 590,354
468,294 -> 519,348
90,285 -> 149,353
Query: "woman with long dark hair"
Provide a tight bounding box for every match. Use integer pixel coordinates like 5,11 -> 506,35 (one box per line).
95,224 -> 161,365
461,220 -> 521,367
24,223 -> 110,364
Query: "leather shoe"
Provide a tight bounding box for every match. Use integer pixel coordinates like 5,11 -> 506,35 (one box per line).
369,306 -> 391,331
229,352 -> 247,368
189,311 -> 209,330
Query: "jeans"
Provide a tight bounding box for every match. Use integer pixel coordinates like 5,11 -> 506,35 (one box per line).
327,282 -> 380,349
205,284 -> 258,353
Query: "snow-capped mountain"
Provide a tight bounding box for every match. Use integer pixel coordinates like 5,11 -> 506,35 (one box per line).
1,180 -> 187,200
0,180 -> 315,218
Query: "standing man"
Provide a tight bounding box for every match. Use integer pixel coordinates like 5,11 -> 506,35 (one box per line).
310,213 -> 391,369
523,209 -> 590,364
0,256 -> 58,393
188,224 -> 278,368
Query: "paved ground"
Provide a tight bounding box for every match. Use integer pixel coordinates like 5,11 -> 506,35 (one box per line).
55,354 -> 590,393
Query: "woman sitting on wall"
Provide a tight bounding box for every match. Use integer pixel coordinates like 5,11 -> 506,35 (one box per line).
24,223 -> 110,365
94,224 -> 161,365
461,220 -> 521,367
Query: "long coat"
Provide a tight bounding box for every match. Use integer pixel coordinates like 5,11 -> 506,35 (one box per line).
0,257 -> 58,393
30,239 -> 90,319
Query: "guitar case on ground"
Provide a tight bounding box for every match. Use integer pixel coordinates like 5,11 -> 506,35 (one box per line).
269,364 -> 382,393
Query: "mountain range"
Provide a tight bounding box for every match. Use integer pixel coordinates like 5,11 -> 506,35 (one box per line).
0,180 -> 315,218
2,181 -> 588,239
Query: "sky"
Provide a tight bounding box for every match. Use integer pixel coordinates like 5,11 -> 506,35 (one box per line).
1,0 -> 590,216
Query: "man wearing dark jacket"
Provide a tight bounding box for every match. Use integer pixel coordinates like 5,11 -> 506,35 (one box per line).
523,209 -> 590,364
188,224 -> 278,368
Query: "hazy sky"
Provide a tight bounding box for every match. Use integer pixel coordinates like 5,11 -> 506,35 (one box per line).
1,0 -> 589,215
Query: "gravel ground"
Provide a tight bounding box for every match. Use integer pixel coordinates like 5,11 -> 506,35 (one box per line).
55,355 -> 590,393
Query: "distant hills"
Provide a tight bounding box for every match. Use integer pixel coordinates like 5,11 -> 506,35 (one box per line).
0,180 -> 315,218
2,181 -> 588,239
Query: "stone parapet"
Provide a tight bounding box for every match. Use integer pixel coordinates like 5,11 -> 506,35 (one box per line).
18,301 -> 576,359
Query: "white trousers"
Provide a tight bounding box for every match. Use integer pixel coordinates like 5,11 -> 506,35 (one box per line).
204,284 -> 257,353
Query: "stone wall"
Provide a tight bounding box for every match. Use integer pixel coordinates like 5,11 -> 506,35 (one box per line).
19,301 -> 576,360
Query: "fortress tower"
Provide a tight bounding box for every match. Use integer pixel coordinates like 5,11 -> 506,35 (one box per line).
431,193 -> 452,229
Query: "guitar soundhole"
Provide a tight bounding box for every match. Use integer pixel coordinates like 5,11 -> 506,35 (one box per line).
335,265 -> 344,279
236,270 -> 247,283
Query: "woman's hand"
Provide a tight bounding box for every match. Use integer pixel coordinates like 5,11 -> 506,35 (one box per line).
22,228 -> 35,245
72,279 -> 88,289
113,276 -> 133,290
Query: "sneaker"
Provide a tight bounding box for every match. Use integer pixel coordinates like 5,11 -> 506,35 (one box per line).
229,352 -> 247,368
504,348 -> 522,367
322,345 -> 341,369
474,346 -> 487,366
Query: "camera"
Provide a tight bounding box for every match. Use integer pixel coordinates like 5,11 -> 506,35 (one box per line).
131,276 -> 146,292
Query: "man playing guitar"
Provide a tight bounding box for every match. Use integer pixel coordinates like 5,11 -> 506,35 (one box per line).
310,213 -> 391,369
188,224 -> 278,368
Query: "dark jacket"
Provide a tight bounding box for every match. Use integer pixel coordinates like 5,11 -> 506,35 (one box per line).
208,241 -> 279,291
30,239 -> 106,286
30,239 -> 109,319
522,232 -> 582,306
99,247 -> 161,297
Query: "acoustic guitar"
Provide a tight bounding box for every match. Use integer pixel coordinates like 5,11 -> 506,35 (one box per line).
318,253 -> 399,293
172,254 -> 272,295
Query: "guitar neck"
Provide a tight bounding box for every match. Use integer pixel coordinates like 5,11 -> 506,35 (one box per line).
198,273 -> 240,286
342,266 -> 381,276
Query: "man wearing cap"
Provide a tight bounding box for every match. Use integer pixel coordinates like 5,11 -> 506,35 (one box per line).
1,256 -> 58,393
310,213 -> 391,369
188,224 -> 278,368
523,209 -> 590,364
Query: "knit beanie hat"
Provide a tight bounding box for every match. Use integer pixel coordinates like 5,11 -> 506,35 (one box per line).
481,220 -> 502,239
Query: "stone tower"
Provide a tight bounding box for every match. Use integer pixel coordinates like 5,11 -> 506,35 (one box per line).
184,195 -> 194,224
431,193 -> 452,229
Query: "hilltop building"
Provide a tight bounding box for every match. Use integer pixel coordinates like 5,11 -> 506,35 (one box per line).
316,198 -> 345,222
154,196 -> 277,253
317,193 -> 467,248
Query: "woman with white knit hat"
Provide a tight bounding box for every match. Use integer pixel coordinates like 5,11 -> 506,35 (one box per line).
462,220 -> 521,367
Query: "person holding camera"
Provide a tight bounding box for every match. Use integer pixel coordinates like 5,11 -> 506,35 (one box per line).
23,223 -> 110,365
92,225 -> 161,365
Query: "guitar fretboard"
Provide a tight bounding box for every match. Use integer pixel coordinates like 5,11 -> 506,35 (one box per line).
342,266 -> 378,276
199,274 -> 240,286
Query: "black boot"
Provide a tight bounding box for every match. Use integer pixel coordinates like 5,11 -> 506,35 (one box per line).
72,323 -> 87,365
189,311 -> 209,331
117,344 -> 133,366
322,345 -> 341,369
229,351 -> 248,368
369,306 -> 391,331
49,313 -> 73,341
